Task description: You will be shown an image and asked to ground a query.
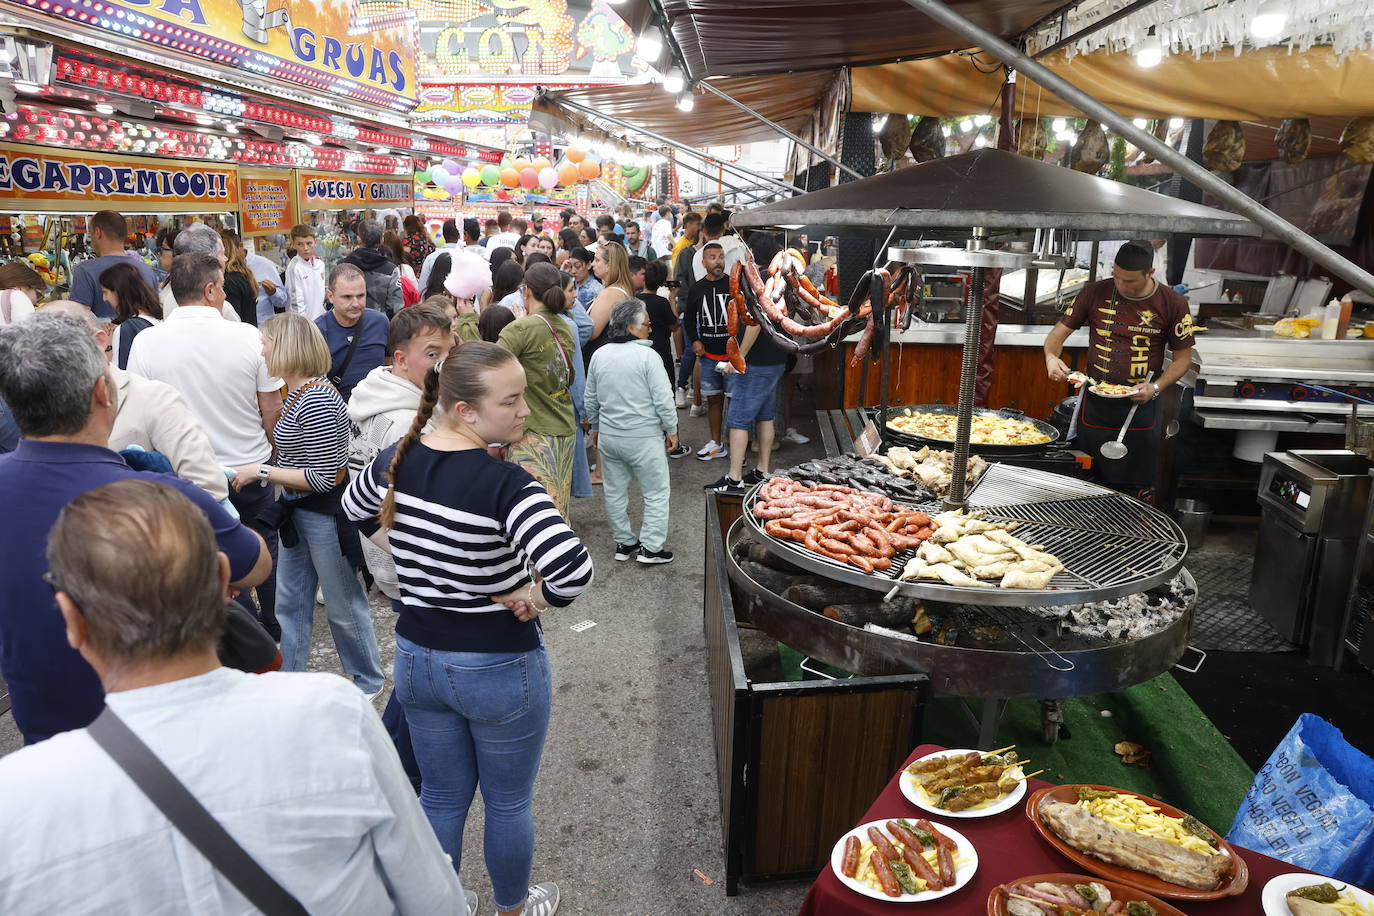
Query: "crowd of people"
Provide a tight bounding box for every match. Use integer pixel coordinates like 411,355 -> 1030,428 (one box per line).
0,199 -> 832,913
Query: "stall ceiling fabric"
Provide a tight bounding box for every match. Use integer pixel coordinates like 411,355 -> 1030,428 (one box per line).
534,71 -> 841,148
851,45 -> 1374,121
638,0 -> 1068,79
730,148 -> 1261,237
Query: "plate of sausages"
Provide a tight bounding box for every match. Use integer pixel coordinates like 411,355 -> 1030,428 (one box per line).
831,817 -> 979,902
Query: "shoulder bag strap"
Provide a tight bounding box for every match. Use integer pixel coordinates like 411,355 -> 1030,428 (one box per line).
87,707 -> 309,916
534,313 -> 572,378
331,323 -> 365,386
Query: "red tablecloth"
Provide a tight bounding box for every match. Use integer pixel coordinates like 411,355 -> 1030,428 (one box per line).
798,744 -> 1314,915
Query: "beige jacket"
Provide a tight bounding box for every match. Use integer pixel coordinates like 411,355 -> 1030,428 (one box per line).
110,367 -> 229,501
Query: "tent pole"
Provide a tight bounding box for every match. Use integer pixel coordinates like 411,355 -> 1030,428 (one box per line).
696,81 -> 865,181
546,94 -> 804,194
899,0 -> 1374,296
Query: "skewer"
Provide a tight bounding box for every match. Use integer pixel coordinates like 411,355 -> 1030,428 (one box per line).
982,744 -> 1016,757
1018,769 -> 1046,781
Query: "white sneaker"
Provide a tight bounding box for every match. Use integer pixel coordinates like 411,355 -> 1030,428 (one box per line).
462,889 -> 477,916
674,387 -> 687,409
315,587 -> 324,605
697,440 -> 728,461
784,427 -> 811,445
688,404 -> 707,417
522,882 -> 560,916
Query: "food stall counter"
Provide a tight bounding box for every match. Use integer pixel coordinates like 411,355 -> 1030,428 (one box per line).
799,743 -> 1320,916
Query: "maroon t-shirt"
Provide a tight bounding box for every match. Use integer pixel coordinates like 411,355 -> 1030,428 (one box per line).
1059,278 -> 1197,385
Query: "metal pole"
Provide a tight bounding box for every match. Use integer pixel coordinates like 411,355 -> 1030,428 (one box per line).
696,80 -> 866,182
1031,0 -> 1165,59
899,0 -> 1374,297
546,93 -> 804,195
945,227 -> 989,510
670,155 -> 751,195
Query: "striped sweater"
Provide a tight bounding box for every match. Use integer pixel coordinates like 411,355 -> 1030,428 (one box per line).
342,442 -> 594,653
276,379 -> 350,492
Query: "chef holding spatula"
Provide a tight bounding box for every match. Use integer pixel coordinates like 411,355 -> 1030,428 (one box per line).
1042,241 -> 1198,502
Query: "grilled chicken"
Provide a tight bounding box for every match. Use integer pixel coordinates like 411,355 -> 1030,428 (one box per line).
1039,798 -> 1230,891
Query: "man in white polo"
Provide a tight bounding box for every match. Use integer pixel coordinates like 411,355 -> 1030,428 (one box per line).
127,251 -> 284,638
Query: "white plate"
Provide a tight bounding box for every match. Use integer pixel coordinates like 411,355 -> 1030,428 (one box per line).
1262,872 -> 1374,916
829,818 -> 978,902
899,748 -> 1027,819
1090,385 -> 1135,399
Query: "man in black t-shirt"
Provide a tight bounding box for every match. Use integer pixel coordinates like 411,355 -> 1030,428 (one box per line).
682,243 -> 734,460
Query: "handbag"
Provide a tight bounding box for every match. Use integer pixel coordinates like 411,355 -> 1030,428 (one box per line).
88,706 -> 309,916
220,599 -> 281,674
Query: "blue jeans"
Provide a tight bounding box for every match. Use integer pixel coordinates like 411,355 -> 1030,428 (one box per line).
727,362 -> 786,429
276,506 -> 384,693
676,338 -> 697,390
395,635 -> 552,912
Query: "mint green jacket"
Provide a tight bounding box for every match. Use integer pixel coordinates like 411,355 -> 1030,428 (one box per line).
585,338 -> 678,438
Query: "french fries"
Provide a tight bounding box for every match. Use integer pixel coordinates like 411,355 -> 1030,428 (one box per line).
1076,793 -> 1220,856
850,836 -> 969,895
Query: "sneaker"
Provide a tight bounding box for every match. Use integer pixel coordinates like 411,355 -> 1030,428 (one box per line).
462,889 -> 477,916
688,404 -> 707,417
668,443 -> 691,459
697,440 -> 727,461
315,587 -> 324,605
706,474 -> 743,491
784,427 -> 811,445
743,469 -> 767,487
674,387 -> 687,409
522,882 -> 560,916
637,547 -> 675,565
614,542 -> 641,561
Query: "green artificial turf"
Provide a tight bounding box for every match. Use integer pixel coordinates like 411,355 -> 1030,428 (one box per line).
776,644 -> 1255,832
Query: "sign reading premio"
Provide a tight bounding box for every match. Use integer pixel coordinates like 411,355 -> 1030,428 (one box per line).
297,170 -> 413,209
1,0 -> 419,110
0,143 -> 239,212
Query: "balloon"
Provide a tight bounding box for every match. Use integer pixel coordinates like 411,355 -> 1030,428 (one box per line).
415,169 -> 432,185
519,167 -> 539,189
513,157 -> 531,171
566,147 -> 585,164
578,159 -> 600,180
461,167 -> 481,188
480,163 -> 501,186
532,156 -> 552,172
500,167 -> 520,188
556,162 -> 579,185
442,158 -> 461,174
445,177 -> 465,195
430,165 -> 450,185
538,167 -> 559,189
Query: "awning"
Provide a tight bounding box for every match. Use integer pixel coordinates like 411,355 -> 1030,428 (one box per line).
621,0 -> 1067,80
851,45 -> 1374,121
530,71 -> 842,149
730,148 -> 1261,239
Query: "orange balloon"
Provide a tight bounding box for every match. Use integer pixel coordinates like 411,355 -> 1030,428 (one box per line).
556,162 -> 579,185
532,156 -> 552,172
500,167 -> 521,188
566,147 -> 586,164
578,159 -> 600,180
512,157 -> 531,171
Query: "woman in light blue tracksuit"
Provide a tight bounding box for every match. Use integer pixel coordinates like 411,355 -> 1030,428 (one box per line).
585,298 -> 680,565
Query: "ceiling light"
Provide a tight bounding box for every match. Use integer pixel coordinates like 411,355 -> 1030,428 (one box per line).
638,25 -> 664,62
1132,118 -> 1149,129
871,114 -> 889,133
1052,118 -> 1067,133
13,81 -> 40,94
974,135 -> 989,148
663,67 -> 685,94
677,93 -> 695,112
1168,117 -> 1184,129
1057,129 -> 1077,143
1251,0 -> 1287,38
974,115 -> 991,126
959,120 -> 974,133
1135,27 -> 1162,68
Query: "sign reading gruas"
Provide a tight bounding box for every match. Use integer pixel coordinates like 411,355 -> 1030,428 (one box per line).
297,170 -> 413,208
3,0 -> 419,110
0,143 -> 239,212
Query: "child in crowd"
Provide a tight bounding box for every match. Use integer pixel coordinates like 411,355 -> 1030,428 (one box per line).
285,224 -> 326,321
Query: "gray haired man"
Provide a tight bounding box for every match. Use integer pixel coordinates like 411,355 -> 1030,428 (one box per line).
584,298 -> 679,565
341,217 -> 404,316
160,222 -> 238,321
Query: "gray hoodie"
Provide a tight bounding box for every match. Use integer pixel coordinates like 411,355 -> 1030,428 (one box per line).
347,365 -> 431,598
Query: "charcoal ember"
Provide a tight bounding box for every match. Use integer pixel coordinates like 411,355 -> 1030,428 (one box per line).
1203,120 -> 1245,171
908,116 -> 946,163
1275,118 -> 1311,164
1341,117 -> 1374,164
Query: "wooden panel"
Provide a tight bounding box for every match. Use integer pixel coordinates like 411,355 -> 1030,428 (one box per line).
838,342 -> 1089,420
750,685 -> 920,876
815,410 -> 840,457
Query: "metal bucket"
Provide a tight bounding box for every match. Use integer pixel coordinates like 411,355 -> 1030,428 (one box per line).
1175,499 -> 1212,551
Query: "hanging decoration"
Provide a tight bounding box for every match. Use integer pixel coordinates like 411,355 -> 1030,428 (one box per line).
1203,121 -> 1246,172
1340,117 -> 1374,164
1275,118 -> 1313,164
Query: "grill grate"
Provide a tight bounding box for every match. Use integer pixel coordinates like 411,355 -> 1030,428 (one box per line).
744,463 -> 1187,607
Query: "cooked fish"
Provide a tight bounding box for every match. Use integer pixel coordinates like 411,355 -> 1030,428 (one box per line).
1038,798 -> 1231,891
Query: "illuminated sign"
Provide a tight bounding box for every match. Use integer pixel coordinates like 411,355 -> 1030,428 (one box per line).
297,169 -> 413,208
239,171 -> 296,236
0,142 -> 238,212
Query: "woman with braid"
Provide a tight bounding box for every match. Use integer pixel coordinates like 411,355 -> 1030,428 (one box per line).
342,341 -> 593,916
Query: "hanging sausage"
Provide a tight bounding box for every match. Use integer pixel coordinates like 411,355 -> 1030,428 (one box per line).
1016,118 -> 1048,160
1069,120 -> 1109,173
907,116 -> 946,162
1141,118 -> 1169,164
1274,118 -> 1312,164
1203,120 -> 1245,171
878,114 -> 912,161
1339,117 -> 1374,164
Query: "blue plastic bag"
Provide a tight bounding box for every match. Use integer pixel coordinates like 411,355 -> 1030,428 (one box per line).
1228,714 -> 1374,884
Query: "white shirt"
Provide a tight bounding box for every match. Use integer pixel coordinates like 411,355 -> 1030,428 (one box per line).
489,231 -> 521,253
284,255 -> 326,321
418,241 -> 461,291
465,242 -> 490,263
0,668 -> 465,915
110,366 -> 229,501
160,284 -> 239,322
127,305 -> 282,466
244,252 -> 288,324
692,234 -> 748,280
651,218 -> 674,255
0,289 -> 35,326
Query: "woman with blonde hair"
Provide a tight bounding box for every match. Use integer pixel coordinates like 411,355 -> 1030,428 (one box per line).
583,240 -> 634,366
496,262 -> 578,516
232,312 -> 384,695
343,340 -> 591,916
218,229 -> 259,325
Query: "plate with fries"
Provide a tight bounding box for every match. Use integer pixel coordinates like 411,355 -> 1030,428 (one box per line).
1262,873 -> 1374,916
830,818 -> 978,902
